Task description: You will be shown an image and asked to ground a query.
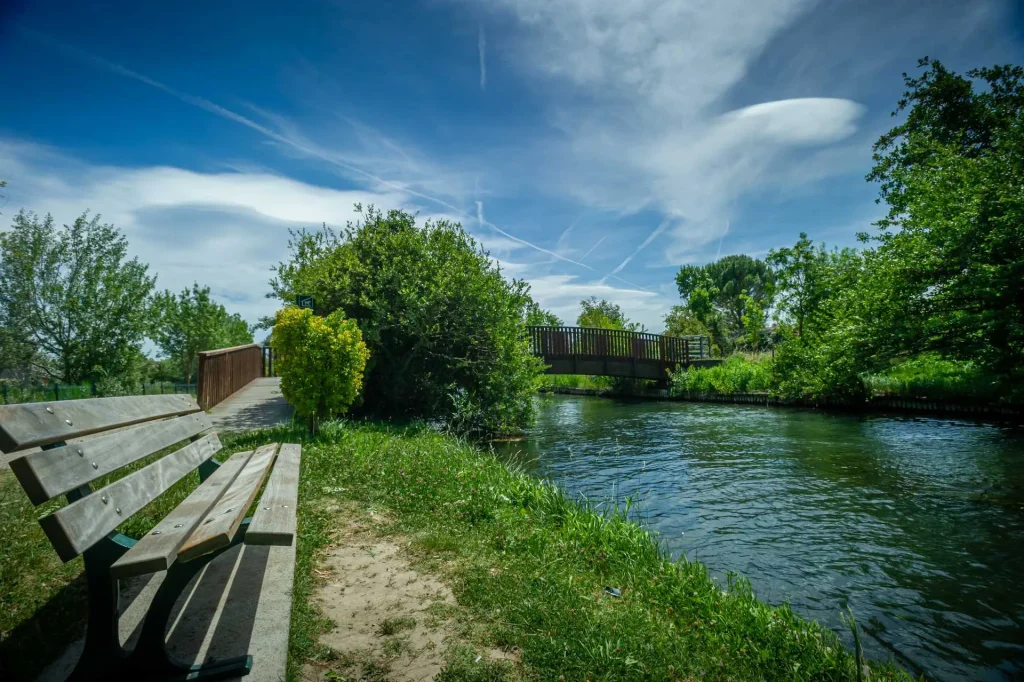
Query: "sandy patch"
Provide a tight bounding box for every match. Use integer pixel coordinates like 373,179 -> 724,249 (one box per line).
302,511 -> 515,681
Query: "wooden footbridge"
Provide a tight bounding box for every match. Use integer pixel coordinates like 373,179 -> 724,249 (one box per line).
528,326 -> 716,381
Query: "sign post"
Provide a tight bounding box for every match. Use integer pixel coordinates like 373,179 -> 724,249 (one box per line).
296,295 -> 315,310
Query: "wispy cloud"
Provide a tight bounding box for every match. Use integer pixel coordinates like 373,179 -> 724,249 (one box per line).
17,26 -> 593,269
478,24 -> 487,90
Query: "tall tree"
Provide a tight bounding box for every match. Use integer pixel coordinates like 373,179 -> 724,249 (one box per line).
866,58 -> 1024,372
524,301 -> 562,327
150,283 -> 254,382
676,254 -> 774,334
577,297 -> 642,331
0,211 -> 155,383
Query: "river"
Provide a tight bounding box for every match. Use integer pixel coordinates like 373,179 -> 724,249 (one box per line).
493,395 -> 1024,681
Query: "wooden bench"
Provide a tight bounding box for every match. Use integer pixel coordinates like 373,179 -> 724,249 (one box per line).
0,394 -> 301,682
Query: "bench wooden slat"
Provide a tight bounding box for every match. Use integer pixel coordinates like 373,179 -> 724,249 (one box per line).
178,443 -> 278,562
38,433 -> 223,562
247,444 -> 301,546
0,394 -> 201,454
110,449 -> 254,578
8,413 -> 213,505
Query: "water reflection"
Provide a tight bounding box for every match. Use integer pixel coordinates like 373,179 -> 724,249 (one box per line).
494,396 -> 1024,681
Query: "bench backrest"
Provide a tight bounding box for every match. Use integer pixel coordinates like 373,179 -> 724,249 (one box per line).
0,395 -> 222,562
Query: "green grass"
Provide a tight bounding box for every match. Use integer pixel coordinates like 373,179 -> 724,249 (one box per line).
670,354 -> 773,395
535,374 -> 613,391
861,354 -> 1004,401
2,421 -> 913,681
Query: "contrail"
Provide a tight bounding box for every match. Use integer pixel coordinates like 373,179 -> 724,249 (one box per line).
608,218 -> 670,276
578,235 -> 606,262
716,220 -> 730,259
20,27 -> 592,269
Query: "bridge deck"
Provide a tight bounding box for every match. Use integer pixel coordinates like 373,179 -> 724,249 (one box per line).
208,377 -> 293,432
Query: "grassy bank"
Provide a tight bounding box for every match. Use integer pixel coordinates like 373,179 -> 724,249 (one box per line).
236,421 -> 908,681
671,352 -> 1011,405
2,422 -> 911,681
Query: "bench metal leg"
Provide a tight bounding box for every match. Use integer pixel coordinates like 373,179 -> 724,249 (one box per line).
120,519 -> 253,681
65,532 -> 136,682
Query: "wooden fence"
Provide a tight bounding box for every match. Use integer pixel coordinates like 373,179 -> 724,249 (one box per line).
528,326 -> 709,363
197,343 -> 263,410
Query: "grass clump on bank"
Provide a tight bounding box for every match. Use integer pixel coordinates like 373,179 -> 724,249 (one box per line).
227,420 -> 910,681
671,355 -> 773,395
670,351 -> 1012,405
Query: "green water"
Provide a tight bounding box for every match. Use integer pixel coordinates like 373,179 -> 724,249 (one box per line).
494,395 -> 1024,681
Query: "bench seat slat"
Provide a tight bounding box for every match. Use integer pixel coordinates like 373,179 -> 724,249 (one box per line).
8,413 -> 213,505
38,433 -> 223,562
110,449 -> 254,578
247,444 -> 301,546
0,394 -> 201,454
178,443 -> 278,562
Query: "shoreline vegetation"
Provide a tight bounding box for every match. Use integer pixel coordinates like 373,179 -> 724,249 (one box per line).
1,420 -> 914,681
226,421 -> 916,681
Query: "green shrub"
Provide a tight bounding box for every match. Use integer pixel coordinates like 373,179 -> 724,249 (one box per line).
272,306 -> 369,431
670,354 -> 772,395
862,353 -> 1003,400
270,206 -> 543,436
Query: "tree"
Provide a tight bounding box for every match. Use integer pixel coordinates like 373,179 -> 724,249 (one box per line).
577,297 -> 643,331
866,58 -> 1024,373
676,255 -> 774,335
150,283 -> 254,382
663,306 -> 710,338
740,294 -> 766,351
0,211 -> 155,383
270,206 -> 543,435
272,306 -> 368,433
524,301 -> 562,327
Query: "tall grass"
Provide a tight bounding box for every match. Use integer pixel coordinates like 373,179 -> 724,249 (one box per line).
670,354 -> 773,395
535,374 -> 612,391
861,354 -> 1003,401
671,352 -> 1010,403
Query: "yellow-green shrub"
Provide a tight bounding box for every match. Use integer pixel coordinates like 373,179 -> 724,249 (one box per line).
271,307 -> 369,430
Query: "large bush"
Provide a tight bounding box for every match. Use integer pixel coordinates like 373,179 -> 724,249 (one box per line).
271,207 -> 543,435
272,307 -> 369,431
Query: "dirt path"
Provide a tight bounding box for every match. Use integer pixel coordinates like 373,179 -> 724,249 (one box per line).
302,509 -> 516,682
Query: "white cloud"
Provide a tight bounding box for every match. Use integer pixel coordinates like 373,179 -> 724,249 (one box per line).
0,140 -> 402,327
469,0 -> 867,265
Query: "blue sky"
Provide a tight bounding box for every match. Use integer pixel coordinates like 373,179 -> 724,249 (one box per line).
2,0 -> 1022,332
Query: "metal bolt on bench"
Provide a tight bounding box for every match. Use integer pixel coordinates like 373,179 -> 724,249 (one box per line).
0,394 -> 301,682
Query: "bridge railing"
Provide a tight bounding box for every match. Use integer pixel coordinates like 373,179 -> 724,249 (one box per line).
528,326 -> 710,363
197,343 -> 263,410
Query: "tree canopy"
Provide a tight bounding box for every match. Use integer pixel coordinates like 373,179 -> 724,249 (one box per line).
150,283 -> 254,382
865,57 -> 1024,373
0,211 -> 155,384
577,297 -> 642,331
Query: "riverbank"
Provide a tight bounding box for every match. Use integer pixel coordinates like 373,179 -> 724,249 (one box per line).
538,377 -> 1023,421
1,420 -> 911,681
